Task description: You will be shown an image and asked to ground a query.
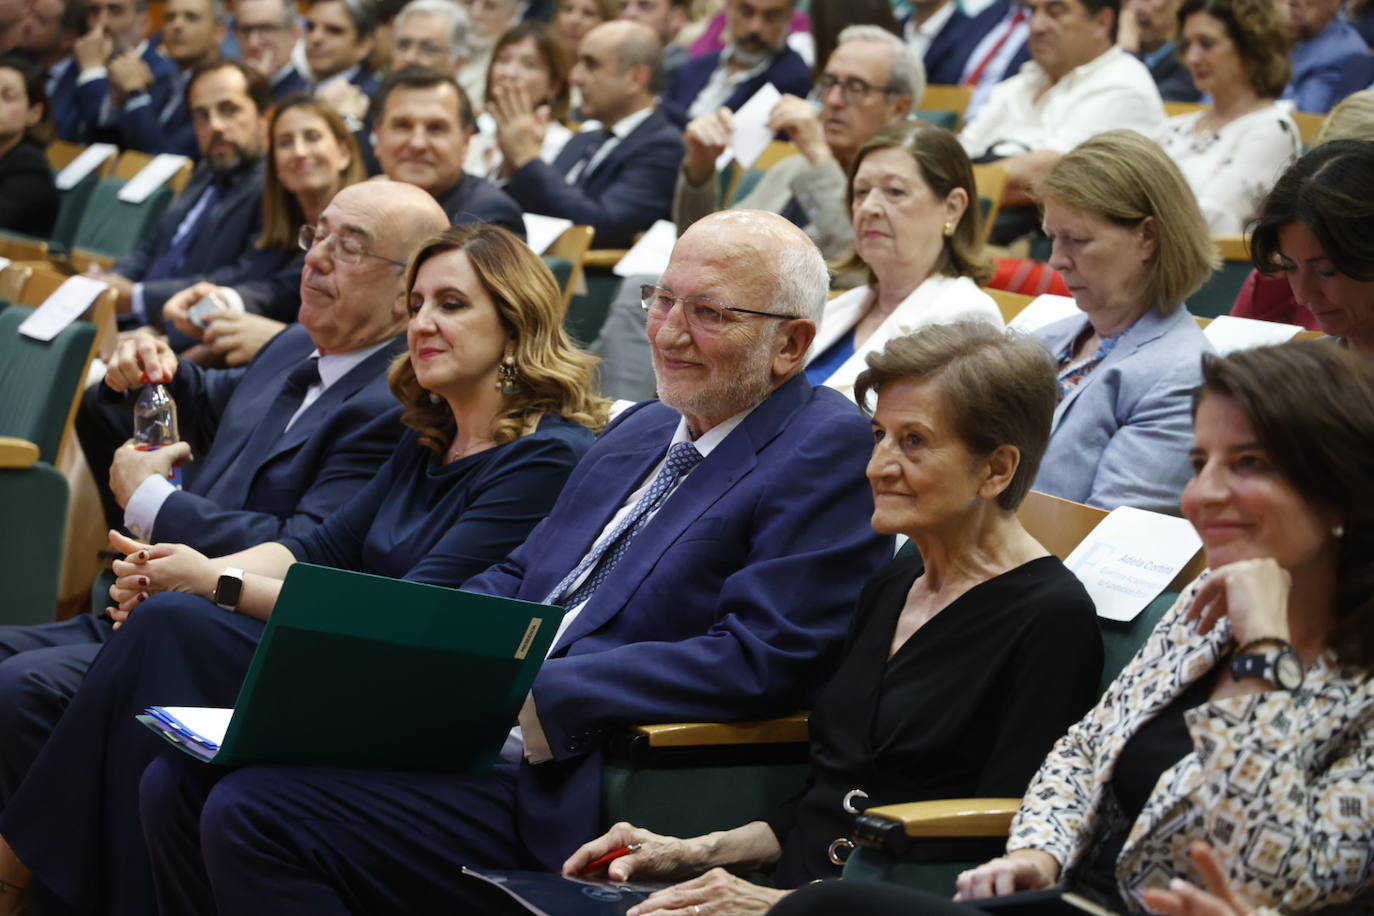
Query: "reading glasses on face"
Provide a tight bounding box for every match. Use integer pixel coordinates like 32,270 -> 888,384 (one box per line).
639,285 -> 799,332
816,74 -> 896,105
298,224 -> 407,268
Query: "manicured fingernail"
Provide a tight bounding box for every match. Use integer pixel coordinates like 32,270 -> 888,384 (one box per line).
139,576 -> 148,586
138,592 -> 147,602
136,551 -> 147,560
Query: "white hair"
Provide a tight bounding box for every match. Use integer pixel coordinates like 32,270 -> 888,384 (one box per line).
396,0 -> 471,64
771,237 -> 829,325
836,24 -> 926,102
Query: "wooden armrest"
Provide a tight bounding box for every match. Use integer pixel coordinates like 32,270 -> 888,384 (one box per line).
860,798 -> 1020,838
582,248 -> 629,270
631,713 -> 810,748
0,437 -> 40,469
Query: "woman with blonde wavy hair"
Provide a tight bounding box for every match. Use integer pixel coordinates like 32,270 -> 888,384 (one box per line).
0,225 -> 607,916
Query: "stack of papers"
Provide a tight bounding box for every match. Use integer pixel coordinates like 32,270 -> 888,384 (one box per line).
142,706 -> 233,761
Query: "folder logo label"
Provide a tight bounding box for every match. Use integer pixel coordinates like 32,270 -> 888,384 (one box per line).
514,618 -> 544,660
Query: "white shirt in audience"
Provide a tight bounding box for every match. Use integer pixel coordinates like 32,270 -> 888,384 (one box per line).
1154,104 -> 1300,235
465,115 -> 575,180
687,44 -> 772,119
903,2 -> 956,59
960,45 -> 1164,160
808,275 -> 1003,402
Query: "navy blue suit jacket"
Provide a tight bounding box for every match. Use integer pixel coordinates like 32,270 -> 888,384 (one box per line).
1142,42 -> 1200,102
926,0 -> 1030,87
118,58 -> 199,158
663,46 -> 811,121
113,159 -> 267,324
152,324 -> 406,553
47,58 -> 88,142
464,374 -> 894,868
504,107 -> 683,248
922,2 -> 1011,85
438,173 -> 526,237
271,66 -> 309,100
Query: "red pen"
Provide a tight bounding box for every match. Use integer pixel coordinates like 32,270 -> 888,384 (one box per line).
581,843 -> 642,875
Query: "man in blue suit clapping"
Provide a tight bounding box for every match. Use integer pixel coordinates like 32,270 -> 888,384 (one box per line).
142,209 -> 896,914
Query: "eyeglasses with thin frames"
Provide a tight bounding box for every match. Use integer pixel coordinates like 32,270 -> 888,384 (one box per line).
816,73 -> 896,105
639,284 -> 799,333
298,224 -> 407,268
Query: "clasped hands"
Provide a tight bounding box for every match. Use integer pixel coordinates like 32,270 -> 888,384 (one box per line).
105,530 -> 214,629
561,823 -> 786,916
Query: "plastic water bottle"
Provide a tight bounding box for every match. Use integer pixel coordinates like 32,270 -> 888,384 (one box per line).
133,383 -> 182,488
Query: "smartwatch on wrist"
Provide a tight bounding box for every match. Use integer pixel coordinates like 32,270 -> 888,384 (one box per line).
1231,638 -> 1304,690
213,567 -> 245,612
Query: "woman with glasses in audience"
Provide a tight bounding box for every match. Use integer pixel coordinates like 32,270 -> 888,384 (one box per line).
564,321 -> 1104,916
0,54 -> 57,239
772,339 -> 1374,915
159,94 -> 366,365
1154,0 -> 1299,235
1030,129 -> 1215,514
1244,139 -> 1374,361
0,225 -> 608,916
805,122 -> 1002,401
469,23 -> 575,181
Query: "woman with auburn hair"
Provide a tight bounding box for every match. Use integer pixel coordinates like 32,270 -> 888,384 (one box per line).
162,94 -> 367,363
1154,0 -> 1299,235
468,22 -> 575,180
1030,129 -> 1216,514
0,224 -> 607,916
806,121 -> 1001,401
773,339 -> 1374,915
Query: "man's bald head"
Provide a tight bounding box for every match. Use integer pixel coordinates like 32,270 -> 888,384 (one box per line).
297,180 -> 449,354
571,19 -> 661,120
677,210 -> 829,326
650,210 -> 825,435
359,178 -> 450,265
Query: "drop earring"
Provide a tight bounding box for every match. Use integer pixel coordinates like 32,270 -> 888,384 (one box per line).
497,353 -> 519,396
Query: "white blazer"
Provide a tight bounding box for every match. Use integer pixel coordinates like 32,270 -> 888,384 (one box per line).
808,274 -> 1003,402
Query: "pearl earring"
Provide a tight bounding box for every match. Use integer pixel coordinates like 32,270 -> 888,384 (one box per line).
1332,523 -> 1345,539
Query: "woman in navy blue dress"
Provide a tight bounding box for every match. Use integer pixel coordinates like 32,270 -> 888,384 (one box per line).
0,225 -> 608,916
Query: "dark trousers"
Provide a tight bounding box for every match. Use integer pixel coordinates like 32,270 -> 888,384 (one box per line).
74,381 -> 134,532
0,616 -> 112,808
141,753 -> 537,915
0,594 -> 265,916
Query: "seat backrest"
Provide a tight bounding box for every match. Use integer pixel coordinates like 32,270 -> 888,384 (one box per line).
1188,235 -> 1252,319
985,287 -> 1033,324
0,305 -> 99,463
114,149 -> 194,197
49,169 -> 103,253
71,177 -> 177,259
970,163 -> 1006,246
0,233 -> 50,260
544,225 -> 594,312
1016,490 -> 1107,562
0,264 -> 33,303
919,84 -> 972,130
1098,589 -> 1176,693
14,267 -> 68,306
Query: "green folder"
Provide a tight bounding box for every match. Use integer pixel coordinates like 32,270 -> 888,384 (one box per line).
138,563 -> 566,772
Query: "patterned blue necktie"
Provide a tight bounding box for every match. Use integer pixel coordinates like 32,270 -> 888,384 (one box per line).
546,441 -> 703,608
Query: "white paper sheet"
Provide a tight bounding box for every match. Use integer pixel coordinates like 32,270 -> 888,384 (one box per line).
724,82 -> 783,172
1064,506 -> 1202,622
17,275 -> 110,341
613,220 -> 677,278
1202,315 -> 1302,355
0,256 -> 11,274
55,143 -> 116,190
117,153 -> 191,203
523,213 -> 574,255
159,706 -> 233,746
1007,294 -> 1080,333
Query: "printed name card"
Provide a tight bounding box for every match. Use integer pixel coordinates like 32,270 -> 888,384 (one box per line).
1008,294 -> 1079,333
1063,506 -> 1202,621
523,213 -> 574,256
0,256 -> 11,273
613,220 -> 678,278
1202,315 -> 1303,355
17,275 -> 110,341
118,154 -> 191,203
714,81 -> 783,173
55,143 -> 116,190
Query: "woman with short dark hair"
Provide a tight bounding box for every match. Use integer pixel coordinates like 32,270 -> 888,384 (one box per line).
563,321 -> 1103,916
0,53 -> 58,239
1247,139 -> 1374,359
